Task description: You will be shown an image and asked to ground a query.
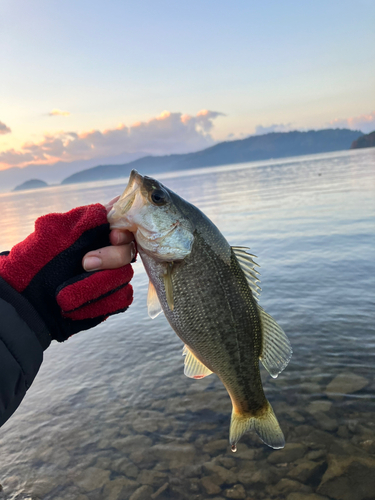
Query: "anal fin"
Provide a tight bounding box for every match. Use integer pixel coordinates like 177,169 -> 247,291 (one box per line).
182,345 -> 213,379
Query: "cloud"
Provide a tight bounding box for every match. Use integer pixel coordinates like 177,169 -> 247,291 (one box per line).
49,108 -> 70,117
0,121 -> 11,135
254,123 -> 293,135
327,111 -> 375,134
0,109 -> 224,168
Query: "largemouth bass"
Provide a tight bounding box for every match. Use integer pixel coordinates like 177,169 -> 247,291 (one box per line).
108,170 -> 292,450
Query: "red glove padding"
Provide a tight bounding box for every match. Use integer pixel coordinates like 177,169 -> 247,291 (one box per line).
0,204 -> 134,342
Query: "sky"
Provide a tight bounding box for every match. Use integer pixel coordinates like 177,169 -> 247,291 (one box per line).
0,0 -> 374,171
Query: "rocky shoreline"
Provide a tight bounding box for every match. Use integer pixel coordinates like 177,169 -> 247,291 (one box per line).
0,371 -> 374,500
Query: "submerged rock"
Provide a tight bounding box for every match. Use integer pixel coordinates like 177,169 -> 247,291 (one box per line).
202,439 -> 229,454
272,477 -> 312,496
337,425 -> 350,439
129,485 -> 153,500
102,477 -> 139,500
218,456 -> 237,469
113,434 -> 153,453
302,429 -> 335,448
287,493 -> 329,500
151,482 -> 169,499
317,454 -> 375,500
307,400 -> 333,414
201,476 -> 222,495
314,412 -> 338,432
52,492 -> 89,500
325,373 -> 368,399
268,443 -> 307,464
287,460 -> 324,483
223,483 -> 246,499
306,449 -> 326,461
23,477 -> 58,497
137,469 -> 168,488
133,420 -> 159,434
111,457 -> 139,478
237,464 -> 284,486
150,443 -> 196,466
74,467 -> 111,492
203,462 -> 237,485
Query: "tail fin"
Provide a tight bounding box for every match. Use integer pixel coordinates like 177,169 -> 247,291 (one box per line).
229,401 -> 285,449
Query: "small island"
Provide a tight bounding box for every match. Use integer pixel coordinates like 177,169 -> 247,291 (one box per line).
13,179 -> 48,192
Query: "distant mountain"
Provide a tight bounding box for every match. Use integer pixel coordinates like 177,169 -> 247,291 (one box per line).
13,179 -> 48,191
62,129 -> 363,185
351,130 -> 375,149
0,150 -> 147,193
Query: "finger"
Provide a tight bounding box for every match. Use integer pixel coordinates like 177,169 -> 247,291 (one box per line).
62,283 -> 133,320
110,229 -> 134,246
57,266 -> 134,313
105,195 -> 120,213
83,242 -> 136,271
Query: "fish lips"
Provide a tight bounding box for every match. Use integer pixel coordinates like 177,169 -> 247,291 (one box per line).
108,170 -> 144,227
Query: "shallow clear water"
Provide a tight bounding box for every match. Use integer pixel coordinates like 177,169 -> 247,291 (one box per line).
0,148 -> 374,500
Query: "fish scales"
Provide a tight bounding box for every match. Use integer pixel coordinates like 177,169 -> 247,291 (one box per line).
141,232 -> 267,415
108,169 -> 292,450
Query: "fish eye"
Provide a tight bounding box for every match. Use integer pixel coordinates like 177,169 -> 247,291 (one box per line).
151,189 -> 167,205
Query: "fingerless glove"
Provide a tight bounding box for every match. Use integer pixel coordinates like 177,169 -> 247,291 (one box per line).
0,204 -> 134,344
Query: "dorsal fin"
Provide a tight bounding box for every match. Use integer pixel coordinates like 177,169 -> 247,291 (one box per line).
147,281 -> 163,319
182,345 -> 213,379
232,246 -> 261,299
257,305 -> 292,378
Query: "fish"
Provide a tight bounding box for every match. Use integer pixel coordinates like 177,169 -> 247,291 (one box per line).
108,169 -> 292,450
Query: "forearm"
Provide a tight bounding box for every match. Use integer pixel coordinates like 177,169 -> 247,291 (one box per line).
0,278 -> 50,427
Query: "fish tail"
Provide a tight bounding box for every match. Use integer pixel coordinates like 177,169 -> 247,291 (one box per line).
229,401 -> 285,450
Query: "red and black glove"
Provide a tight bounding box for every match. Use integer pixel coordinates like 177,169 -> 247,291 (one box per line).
0,204 -> 134,344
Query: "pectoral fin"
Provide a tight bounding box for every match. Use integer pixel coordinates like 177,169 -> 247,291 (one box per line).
182,345 -> 213,379
163,263 -> 174,311
257,305 -> 292,378
147,281 -> 163,319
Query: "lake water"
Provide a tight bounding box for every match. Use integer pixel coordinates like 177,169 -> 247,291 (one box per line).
0,148 -> 374,500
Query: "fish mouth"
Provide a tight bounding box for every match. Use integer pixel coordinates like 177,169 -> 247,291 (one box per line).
108,170 -> 144,226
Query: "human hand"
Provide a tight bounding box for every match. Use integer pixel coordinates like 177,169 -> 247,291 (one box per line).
0,203 -> 134,343
83,228 -> 136,271
82,195 -> 136,271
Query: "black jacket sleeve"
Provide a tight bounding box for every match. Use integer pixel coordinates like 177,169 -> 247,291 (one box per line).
0,277 -> 51,427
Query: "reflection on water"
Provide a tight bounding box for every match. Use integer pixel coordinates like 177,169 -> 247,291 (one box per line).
0,149 -> 374,500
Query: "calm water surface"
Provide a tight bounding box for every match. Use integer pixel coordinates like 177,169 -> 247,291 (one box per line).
0,149 -> 374,500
